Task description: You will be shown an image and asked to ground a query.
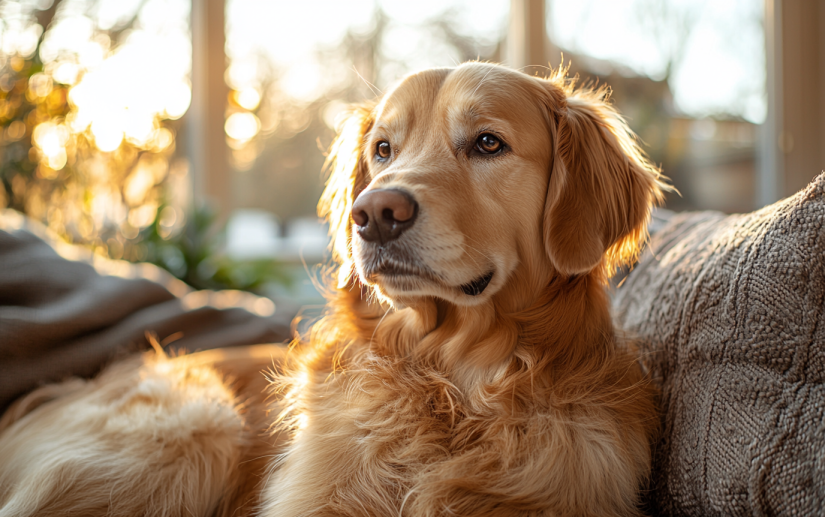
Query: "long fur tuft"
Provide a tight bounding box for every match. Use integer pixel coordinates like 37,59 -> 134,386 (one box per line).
0,352 -> 247,517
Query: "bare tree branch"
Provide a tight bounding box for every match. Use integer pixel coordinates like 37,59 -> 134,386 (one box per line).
35,0 -> 62,33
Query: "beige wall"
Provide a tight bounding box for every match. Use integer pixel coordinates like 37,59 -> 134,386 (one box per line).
779,0 -> 825,196
189,0 -> 230,219
506,0 -> 555,71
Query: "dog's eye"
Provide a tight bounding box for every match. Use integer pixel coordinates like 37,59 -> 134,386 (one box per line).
475,133 -> 503,154
376,141 -> 391,160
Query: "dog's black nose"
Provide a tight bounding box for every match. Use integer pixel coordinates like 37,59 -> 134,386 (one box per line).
352,188 -> 418,243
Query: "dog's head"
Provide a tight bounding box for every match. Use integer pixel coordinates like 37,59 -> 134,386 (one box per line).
320,63 -> 665,308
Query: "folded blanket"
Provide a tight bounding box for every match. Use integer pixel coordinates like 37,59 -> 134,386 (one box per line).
0,210 -> 294,413
614,173 -> 825,515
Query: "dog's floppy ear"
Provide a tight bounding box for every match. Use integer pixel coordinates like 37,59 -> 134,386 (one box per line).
541,81 -> 666,276
317,103 -> 374,288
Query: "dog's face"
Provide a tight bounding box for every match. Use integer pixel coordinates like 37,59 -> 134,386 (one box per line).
351,66 -> 552,306
321,63 -> 663,308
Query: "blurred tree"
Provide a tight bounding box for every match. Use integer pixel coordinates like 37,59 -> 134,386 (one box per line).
233,5 -> 505,221
0,0 -> 287,293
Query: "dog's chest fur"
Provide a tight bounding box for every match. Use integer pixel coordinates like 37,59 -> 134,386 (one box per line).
261,353 -> 537,516
263,355 -> 460,514
259,347 -> 651,517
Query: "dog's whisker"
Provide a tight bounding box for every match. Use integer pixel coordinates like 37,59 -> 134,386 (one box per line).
471,66 -> 497,97
352,65 -> 382,97
370,308 -> 391,349
460,235 -> 498,265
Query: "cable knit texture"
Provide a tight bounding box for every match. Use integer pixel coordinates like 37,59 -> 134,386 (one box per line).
614,172 -> 825,516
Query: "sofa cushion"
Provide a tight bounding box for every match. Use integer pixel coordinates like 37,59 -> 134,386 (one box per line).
614,173 -> 825,515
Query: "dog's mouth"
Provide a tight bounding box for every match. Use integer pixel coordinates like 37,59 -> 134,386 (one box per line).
460,271 -> 494,296
367,256 -> 440,285
377,263 -> 426,278
357,246 -> 495,298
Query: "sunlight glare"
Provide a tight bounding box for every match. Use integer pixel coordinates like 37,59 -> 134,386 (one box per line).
548,0 -> 765,123
226,0 -> 508,102
52,62 -> 80,85
378,0 -> 449,24
39,15 -> 94,63
165,82 -> 192,120
225,60 -> 259,91
281,63 -> 323,104
124,165 -> 155,205
236,87 -> 261,110
66,30 -> 190,151
383,25 -> 423,59
27,72 -> 53,97
225,112 -> 260,141
91,119 -> 123,152
32,121 -> 70,169
148,127 -> 175,152
77,40 -> 105,68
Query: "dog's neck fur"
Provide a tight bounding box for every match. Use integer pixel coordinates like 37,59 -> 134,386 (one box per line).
324,263 -> 614,393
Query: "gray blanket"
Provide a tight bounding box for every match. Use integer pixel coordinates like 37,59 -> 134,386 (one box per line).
614,173 -> 825,515
0,210 -> 294,413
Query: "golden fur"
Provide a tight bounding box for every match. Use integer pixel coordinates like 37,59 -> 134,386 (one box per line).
0,62 -> 666,516
0,345 -> 278,517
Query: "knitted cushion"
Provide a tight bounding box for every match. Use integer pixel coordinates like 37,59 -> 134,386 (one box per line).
614,173 -> 825,515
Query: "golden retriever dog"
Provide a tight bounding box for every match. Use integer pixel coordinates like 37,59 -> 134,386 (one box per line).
0,62 -> 666,517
